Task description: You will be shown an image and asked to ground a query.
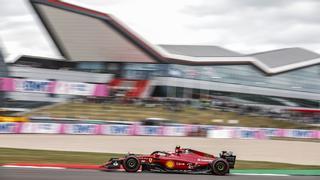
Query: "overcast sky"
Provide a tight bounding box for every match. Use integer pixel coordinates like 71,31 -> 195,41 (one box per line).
0,0 -> 319,61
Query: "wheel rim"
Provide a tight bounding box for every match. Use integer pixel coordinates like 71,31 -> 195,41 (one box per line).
126,158 -> 137,169
216,162 -> 225,171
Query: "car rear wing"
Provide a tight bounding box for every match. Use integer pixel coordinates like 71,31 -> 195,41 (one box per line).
220,151 -> 236,169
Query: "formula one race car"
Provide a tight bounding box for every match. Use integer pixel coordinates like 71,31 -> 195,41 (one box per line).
101,146 -> 236,175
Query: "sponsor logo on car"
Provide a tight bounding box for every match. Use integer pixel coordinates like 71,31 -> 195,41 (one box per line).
165,160 -> 175,169
175,162 -> 185,166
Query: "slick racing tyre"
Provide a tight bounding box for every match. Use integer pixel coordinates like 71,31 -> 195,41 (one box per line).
123,156 -> 141,172
211,158 -> 229,175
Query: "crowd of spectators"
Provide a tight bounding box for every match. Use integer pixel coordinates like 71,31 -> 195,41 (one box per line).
73,95 -> 320,124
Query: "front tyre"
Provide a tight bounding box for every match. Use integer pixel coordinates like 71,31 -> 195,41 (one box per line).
211,158 -> 229,175
123,156 -> 141,172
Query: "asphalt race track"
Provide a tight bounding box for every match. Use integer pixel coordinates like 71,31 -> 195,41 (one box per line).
1,135 -> 320,165
0,168 -> 318,180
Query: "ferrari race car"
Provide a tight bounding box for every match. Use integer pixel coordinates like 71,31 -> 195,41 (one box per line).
102,146 -> 236,175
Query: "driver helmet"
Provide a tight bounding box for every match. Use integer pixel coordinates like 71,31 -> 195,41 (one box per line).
175,145 -> 181,153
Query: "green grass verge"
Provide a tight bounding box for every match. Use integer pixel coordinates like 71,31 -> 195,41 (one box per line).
0,148 -> 122,165
231,169 -> 320,175
1,148 -> 320,170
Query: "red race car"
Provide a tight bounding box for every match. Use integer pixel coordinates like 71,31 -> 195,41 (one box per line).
102,146 -> 236,175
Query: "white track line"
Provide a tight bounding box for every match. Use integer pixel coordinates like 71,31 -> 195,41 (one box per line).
1,166 -> 291,176
232,173 -> 290,176
1,165 -> 66,170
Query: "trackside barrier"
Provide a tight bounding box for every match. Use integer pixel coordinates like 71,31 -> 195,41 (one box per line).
0,123 -> 189,136
135,125 -> 163,136
236,128 -> 267,139
284,129 -> 319,139
162,126 -> 188,136
0,123 -> 19,133
0,78 -> 108,97
20,123 -> 61,134
260,128 -> 285,137
207,129 -> 232,138
101,125 -> 133,135
0,122 -> 319,139
206,126 -> 320,139
63,124 -> 99,135
206,127 -> 268,139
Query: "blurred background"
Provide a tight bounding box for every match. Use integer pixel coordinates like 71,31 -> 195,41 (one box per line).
1,3 -> 320,179
0,0 -> 320,138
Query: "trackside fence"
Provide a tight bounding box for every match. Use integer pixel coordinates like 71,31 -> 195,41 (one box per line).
0,122 -> 319,139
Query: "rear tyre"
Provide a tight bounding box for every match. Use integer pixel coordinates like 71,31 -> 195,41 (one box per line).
123,156 -> 141,172
211,158 -> 229,176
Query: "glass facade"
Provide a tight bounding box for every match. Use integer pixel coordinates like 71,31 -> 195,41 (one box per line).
0,49 -> 9,106
76,62 -> 107,73
0,50 -> 7,77
122,63 -> 168,80
123,63 -> 320,94
169,64 -> 320,94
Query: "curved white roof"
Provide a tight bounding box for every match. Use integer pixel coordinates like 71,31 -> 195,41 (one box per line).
30,0 -> 320,75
